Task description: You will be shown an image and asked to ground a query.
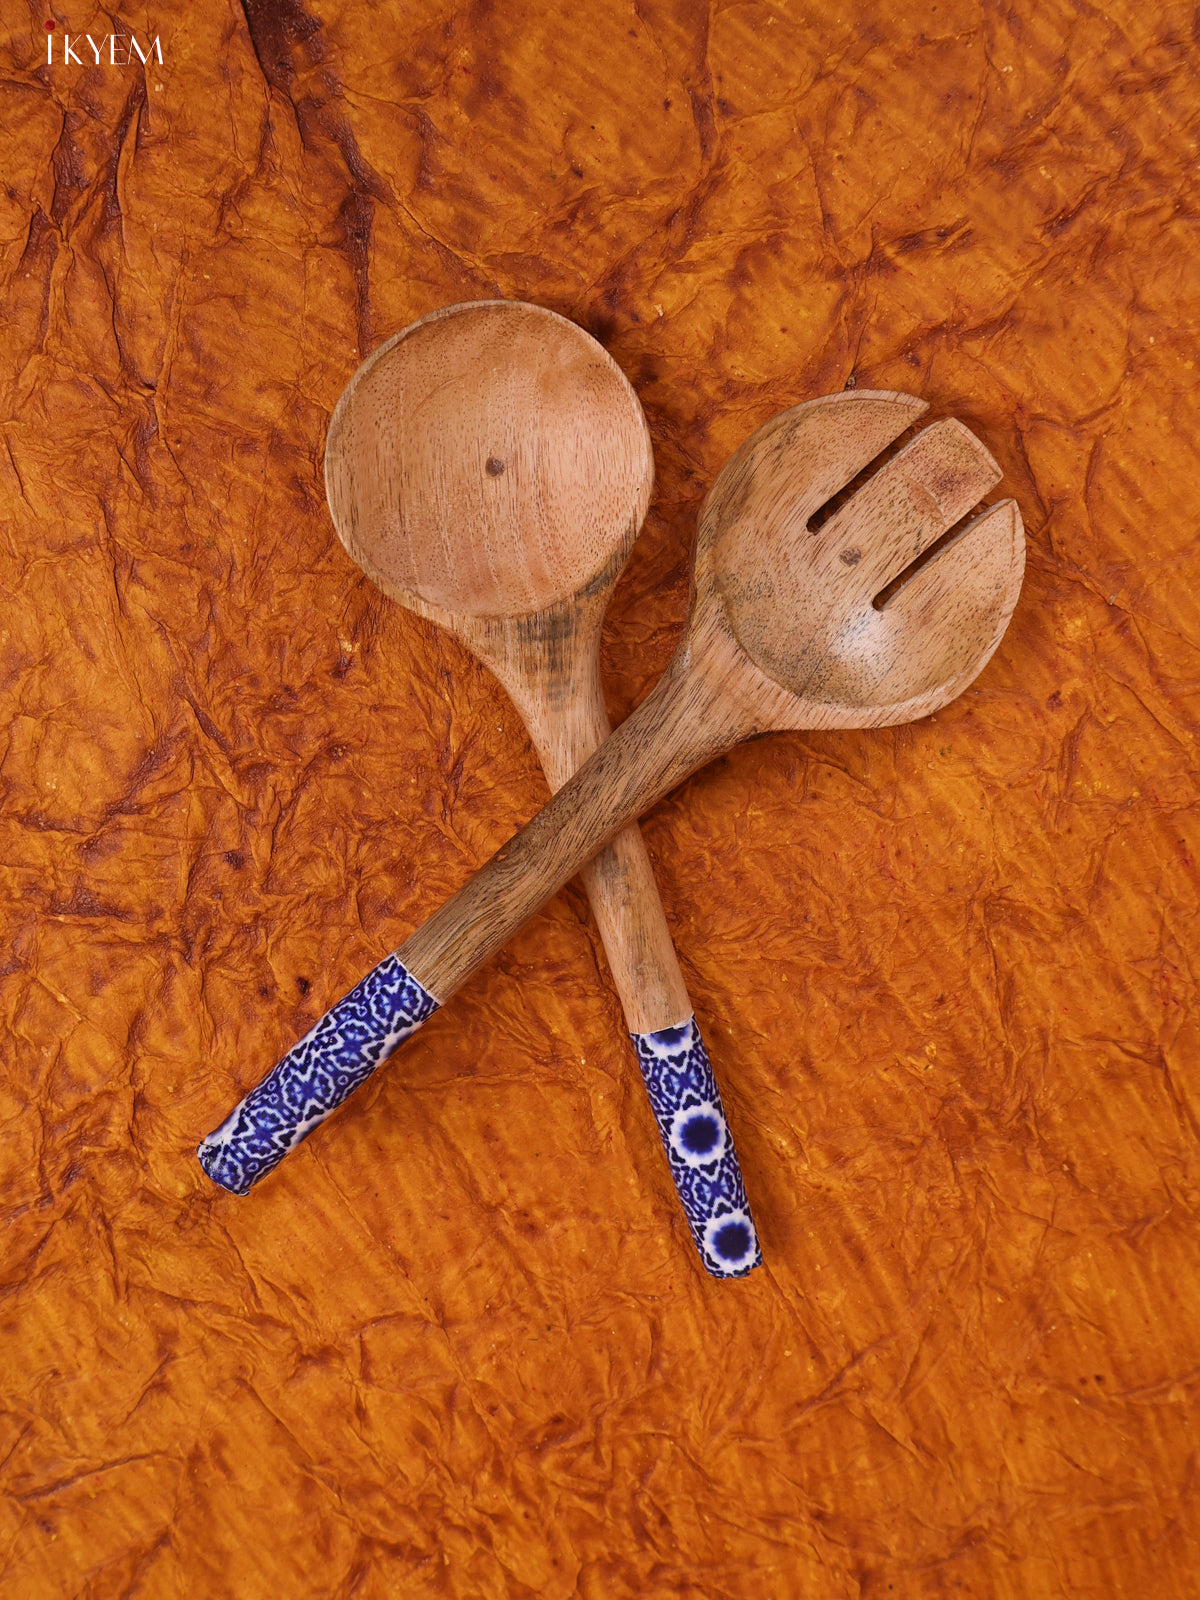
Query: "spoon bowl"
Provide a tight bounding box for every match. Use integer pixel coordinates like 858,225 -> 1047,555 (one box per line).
326,299 -> 650,619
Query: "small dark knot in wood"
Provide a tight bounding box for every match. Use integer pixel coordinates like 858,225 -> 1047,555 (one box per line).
485,456 -> 505,477
840,547 -> 862,566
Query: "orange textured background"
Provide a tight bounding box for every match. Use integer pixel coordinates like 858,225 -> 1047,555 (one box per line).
3,0 -> 1200,1595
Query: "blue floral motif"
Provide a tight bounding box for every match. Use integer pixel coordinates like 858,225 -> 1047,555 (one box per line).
197,954 -> 440,1195
631,1018 -> 762,1278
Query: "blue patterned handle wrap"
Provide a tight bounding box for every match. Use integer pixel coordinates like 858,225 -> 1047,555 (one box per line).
631,1017 -> 762,1278
197,954 -> 440,1195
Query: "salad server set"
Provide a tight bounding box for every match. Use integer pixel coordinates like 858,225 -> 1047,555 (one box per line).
197,300 -> 1025,1280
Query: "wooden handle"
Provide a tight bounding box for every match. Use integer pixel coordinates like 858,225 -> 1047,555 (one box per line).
398,657 -> 742,1001
578,833 -> 688,1030
509,651 -> 760,1277
511,649 -> 691,1035
197,954 -> 440,1194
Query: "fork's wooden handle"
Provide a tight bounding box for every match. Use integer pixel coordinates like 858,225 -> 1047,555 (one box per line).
197,955 -> 441,1196
197,658 -> 752,1216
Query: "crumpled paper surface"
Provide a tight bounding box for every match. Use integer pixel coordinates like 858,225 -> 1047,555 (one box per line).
3,0 -> 1199,1594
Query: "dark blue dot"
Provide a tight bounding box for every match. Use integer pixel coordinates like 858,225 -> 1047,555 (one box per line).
681,1114 -> 719,1155
713,1221 -> 751,1261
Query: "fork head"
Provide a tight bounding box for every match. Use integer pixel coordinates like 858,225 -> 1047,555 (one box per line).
697,390 -> 1025,728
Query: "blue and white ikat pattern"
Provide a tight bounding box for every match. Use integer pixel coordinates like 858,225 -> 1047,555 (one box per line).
631,1018 -> 761,1278
197,954 -> 440,1195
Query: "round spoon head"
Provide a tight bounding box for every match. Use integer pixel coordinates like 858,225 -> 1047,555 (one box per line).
696,391 -> 1024,729
323,300 -> 654,622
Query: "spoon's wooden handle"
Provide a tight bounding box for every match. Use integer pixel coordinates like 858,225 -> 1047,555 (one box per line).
197,663 -> 759,1272
581,833 -> 760,1277
517,662 -> 761,1278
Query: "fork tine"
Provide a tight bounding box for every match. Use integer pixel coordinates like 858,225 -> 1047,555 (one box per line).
799,499 -> 1023,721
868,498 -> 1025,710
699,390 -> 929,548
819,418 -> 1003,599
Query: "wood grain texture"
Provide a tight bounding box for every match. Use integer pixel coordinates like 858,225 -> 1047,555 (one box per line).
3,0 -> 1199,1596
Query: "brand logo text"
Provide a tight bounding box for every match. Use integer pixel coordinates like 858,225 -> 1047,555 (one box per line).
47,32 -> 163,65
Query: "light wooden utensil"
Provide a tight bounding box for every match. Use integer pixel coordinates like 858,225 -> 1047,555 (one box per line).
322,298 -> 759,1277
199,389 -> 1025,1260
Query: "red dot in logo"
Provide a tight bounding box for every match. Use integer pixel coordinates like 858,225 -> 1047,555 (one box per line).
46,18 -> 56,28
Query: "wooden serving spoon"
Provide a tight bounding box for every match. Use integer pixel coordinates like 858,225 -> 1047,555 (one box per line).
323,299 -> 759,1278
199,389 -> 1024,1245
